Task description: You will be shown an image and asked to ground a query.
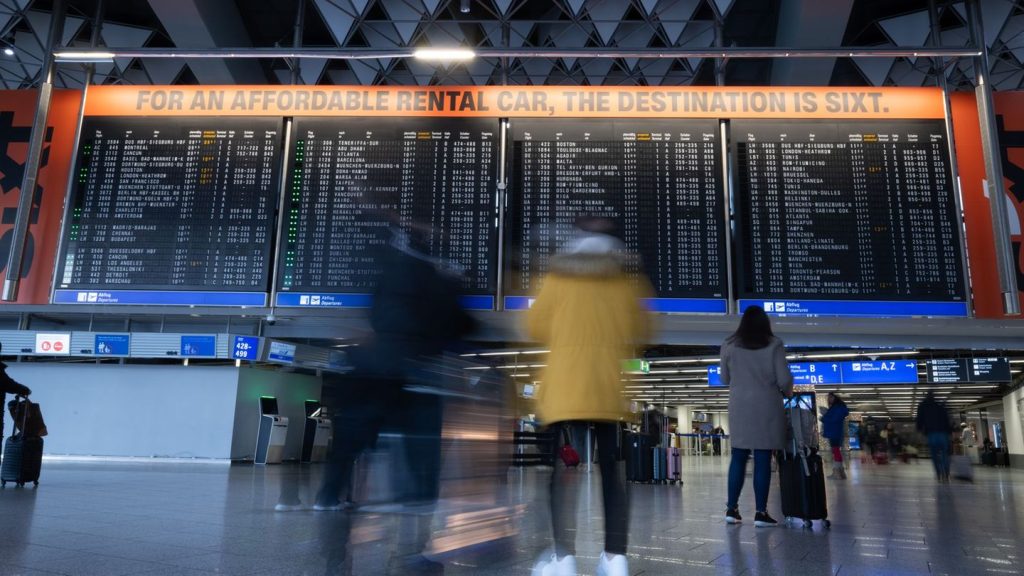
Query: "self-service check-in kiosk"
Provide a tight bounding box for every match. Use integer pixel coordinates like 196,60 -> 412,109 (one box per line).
255,396 -> 289,465
301,400 -> 332,463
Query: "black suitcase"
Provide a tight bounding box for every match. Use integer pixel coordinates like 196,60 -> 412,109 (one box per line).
626,433 -> 652,483
2,435 -> 43,487
778,450 -> 828,528
779,406 -> 829,529
651,446 -> 668,484
2,395 -> 43,487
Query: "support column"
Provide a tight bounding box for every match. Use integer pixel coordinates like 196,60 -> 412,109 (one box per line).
3,0 -> 64,301
967,0 -> 1021,315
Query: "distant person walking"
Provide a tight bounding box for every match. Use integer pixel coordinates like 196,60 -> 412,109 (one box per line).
527,217 -> 652,576
821,393 -> 850,479
916,391 -> 953,482
721,306 -> 793,527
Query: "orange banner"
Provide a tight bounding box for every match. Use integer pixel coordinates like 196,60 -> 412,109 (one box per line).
0,89 -> 81,304
83,85 -> 948,119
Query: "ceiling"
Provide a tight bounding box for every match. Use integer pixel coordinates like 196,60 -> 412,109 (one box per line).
0,0 -> 1022,89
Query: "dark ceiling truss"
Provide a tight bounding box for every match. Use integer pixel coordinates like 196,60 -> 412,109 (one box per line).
0,1 -> 1021,90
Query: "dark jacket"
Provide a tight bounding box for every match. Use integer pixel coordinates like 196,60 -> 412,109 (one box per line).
356,240 -> 475,380
0,362 -> 31,438
916,396 -> 953,435
821,399 -> 850,443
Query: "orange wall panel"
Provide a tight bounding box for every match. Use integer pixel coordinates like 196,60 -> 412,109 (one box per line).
0,89 -> 81,304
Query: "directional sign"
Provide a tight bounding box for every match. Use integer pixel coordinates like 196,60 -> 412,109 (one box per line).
789,362 -> 842,385
840,360 -> 919,384
231,336 -> 260,361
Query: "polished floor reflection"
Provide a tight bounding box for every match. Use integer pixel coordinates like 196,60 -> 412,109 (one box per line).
0,456 -> 1021,575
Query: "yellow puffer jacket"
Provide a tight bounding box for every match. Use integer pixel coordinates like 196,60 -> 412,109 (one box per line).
526,252 -> 653,424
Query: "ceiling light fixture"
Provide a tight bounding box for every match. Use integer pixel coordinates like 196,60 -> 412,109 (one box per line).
53,50 -> 116,62
413,48 -> 475,61
2,47 -> 13,56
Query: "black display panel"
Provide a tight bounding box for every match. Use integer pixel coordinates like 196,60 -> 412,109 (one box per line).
276,118 -> 498,308
733,120 -> 968,317
926,358 -> 1011,383
506,119 -> 727,313
54,118 -> 282,306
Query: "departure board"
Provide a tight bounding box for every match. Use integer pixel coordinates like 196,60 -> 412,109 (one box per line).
733,120 -> 968,317
275,118 -> 498,309
506,119 -> 727,313
53,118 -> 281,306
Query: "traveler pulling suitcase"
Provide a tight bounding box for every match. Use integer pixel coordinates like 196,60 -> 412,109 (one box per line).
779,405 -> 830,529
2,396 -> 43,487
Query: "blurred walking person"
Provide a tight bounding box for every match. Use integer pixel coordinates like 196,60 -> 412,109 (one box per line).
721,306 -> 793,527
0,344 -> 32,442
528,217 -> 652,576
917,392 -> 953,483
821,393 -> 850,479
314,221 -> 475,576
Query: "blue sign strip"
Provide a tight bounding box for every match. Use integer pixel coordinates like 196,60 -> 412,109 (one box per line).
231,336 -> 261,361
738,299 -> 968,318
54,290 -> 267,307
180,335 -> 217,357
710,359 -> 919,386
276,292 -> 494,311
94,334 -> 130,356
505,296 -> 727,313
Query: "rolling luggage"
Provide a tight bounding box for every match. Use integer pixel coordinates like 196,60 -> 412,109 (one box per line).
666,446 -> 681,485
951,454 -> 974,482
626,433 -> 652,483
779,405 -> 829,529
1,396 -> 43,487
652,446 -> 668,483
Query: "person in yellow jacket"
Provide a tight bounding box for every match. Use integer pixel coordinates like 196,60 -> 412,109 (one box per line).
527,218 -> 653,576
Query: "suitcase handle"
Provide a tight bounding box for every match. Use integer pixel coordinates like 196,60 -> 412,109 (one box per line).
12,395 -> 30,438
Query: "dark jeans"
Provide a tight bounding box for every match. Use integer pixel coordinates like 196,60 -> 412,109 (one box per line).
928,432 -> 951,479
727,448 -> 772,513
549,421 -> 629,557
317,379 -> 443,508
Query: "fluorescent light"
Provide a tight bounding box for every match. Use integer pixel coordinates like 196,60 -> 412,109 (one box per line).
413,48 -> 475,61
3,47 -> 13,56
53,50 -> 116,62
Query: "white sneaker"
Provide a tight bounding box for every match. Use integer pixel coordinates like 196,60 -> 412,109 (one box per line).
274,503 -> 304,512
596,552 -> 628,576
531,553 -> 577,576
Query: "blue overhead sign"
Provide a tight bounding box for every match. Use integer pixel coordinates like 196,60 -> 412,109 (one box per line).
789,362 -> 842,385
231,336 -> 260,361
708,359 -> 919,386
94,334 -> 130,356
180,335 -> 217,357
840,360 -> 919,384
738,299 -> 968,318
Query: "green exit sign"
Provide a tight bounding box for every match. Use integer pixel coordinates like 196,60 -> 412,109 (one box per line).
623,359 -> 650,374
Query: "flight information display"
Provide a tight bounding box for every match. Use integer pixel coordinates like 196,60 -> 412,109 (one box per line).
506,119 -> 727,313
53,118 -> 282,306
275,118 -> 498,309
733,120 -> 968,317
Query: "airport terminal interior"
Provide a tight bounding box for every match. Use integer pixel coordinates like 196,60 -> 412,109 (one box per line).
3,0 -> 1024,575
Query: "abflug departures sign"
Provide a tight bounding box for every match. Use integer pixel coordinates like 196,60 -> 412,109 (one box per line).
275,117 -> 498,311
733,119 -> 967,317
504,118 -> 727,313
51,86 -> 964,316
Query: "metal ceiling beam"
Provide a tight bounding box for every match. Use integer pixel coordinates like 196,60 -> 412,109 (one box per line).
54,46 -> 984,61
145,0 -> 266,84
771,0 -> 855,85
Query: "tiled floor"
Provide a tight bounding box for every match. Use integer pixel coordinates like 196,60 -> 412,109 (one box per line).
0,455 -> 1022,575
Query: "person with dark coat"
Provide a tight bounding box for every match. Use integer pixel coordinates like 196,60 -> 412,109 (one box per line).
916,391 -> 953,482
821,392 -> 850,479
0,343 -> 32,440
721,306 -> 793,528
313,223 -> 475,576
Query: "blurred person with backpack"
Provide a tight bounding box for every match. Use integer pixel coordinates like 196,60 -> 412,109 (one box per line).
0,343 -> 32,442
820,393 -> 850,479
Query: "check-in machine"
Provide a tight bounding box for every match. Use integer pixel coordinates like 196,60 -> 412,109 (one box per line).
255,396 -> 289,465
301,399 -> 331,464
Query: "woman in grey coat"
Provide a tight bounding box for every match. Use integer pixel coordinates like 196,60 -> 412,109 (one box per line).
720,306 -> 793,527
